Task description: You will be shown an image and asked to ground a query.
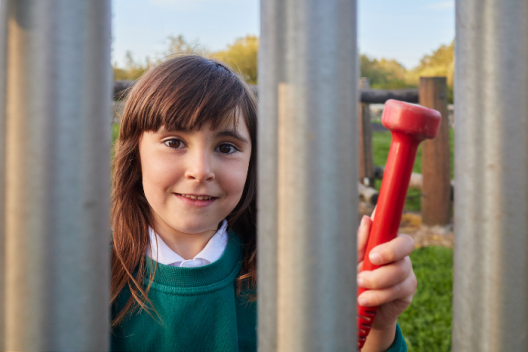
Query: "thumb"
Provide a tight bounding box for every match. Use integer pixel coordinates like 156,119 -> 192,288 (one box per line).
357,215 -> 373,264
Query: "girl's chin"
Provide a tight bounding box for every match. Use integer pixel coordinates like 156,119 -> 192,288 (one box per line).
169,221 -> 223,235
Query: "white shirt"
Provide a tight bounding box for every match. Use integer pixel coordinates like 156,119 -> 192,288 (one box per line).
146,220 -> 228,268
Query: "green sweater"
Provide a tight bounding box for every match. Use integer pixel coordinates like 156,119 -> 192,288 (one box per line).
111,233 -> 406,352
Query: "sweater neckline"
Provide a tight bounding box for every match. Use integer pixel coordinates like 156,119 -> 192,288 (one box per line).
146,220 -> 228,267
145,231 -> 242,289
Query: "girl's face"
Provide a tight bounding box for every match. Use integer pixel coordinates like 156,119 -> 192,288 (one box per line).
138,117 -> 252,237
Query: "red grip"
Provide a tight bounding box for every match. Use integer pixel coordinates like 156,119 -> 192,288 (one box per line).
357,100 -> 441,350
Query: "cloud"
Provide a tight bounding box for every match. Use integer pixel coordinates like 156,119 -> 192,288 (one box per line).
425,1 -> 454,11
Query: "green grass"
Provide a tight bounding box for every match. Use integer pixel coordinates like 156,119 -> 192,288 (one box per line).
372,123 -> 455,211
111,124 -> 120,160
398,246 -> 453,351
113,123 -> 120,143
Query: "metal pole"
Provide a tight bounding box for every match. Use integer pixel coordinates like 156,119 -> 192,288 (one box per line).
258,0 -> 358,350
453,1 -> 528,351
4,0 -> 111,350
0,0 -> 8,348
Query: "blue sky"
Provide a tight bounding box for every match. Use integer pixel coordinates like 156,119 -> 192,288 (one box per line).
112,0 -> 454,69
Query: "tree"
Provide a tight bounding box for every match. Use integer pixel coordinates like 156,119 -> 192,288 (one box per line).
113,51 -> 150,80
405,41 -> 454,102
163,35 -> 210,58
113,35 -> 258,84
360,55 -> 411,89
213,35 -> 258,84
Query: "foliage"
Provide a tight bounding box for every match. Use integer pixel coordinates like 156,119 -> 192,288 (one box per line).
112,123 -> 120,145
405,41 -> 454,103
113,33 -> 454,91
113,51 -> 151,81
164,34 -> 210,58
113,35 -> 206,81
213,35 -> 258,84
360,55 -> 412,89
398,246 -> 453,351
359,41 -> 454,102
113,34 -> 258,85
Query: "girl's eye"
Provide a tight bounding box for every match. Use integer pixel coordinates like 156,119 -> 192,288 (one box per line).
164,139 -> 184,149
217,143 -> 238,154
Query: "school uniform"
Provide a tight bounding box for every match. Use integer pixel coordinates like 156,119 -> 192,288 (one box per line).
111,221 -> 406,351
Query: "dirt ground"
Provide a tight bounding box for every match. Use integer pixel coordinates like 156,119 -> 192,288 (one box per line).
358,202 -> 454,249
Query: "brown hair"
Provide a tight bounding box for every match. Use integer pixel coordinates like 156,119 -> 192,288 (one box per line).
110,55 -> 257,327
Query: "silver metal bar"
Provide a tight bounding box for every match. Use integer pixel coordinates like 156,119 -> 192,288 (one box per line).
4,0 -> 111,350
453,1 -> 528,351
0,0 -> 8,348
258,0 -> 358,350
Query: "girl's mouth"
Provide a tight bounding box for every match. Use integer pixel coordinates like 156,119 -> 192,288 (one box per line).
175,193 -> 217,207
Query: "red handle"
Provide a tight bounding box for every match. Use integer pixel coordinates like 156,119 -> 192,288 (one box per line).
357,100 -> 441,350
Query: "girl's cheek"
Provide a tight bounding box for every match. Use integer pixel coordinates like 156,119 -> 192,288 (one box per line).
142,159 -> 183,201
220,160 -> 249,191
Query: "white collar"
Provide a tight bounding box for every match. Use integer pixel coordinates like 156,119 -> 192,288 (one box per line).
146,220 -> 228,267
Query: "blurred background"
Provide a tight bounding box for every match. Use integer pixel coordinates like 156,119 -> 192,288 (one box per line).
112,0 -> 454,101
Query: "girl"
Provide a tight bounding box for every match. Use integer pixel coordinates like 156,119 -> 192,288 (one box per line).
110,55 -> 416,352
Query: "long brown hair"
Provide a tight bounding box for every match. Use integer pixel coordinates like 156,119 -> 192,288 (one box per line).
111,55 -> 257,327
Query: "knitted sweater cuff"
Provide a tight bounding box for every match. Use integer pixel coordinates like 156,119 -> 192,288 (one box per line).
386,323 -> 407,352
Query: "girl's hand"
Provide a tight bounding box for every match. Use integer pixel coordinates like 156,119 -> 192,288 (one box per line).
357,213 -> 417,352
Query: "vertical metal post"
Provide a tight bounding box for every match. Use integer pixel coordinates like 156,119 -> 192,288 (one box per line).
258,0 -> 358,350
0,0 -> 8,348
453,1 -> 528,351
4,0 -> 111,350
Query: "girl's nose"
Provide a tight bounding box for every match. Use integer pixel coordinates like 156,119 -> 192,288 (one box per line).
184,150 -> 215,182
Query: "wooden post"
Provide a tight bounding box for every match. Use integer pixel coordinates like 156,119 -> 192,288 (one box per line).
358,77 -> 374,186
419,77 -> 451,226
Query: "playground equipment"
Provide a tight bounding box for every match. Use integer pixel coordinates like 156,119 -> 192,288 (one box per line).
357,100 -> 441,349
258,0 -> 357,350
453,1 -> 528,350
358,77 -> 452,226
0,0 -> 527,350
0,1 -> 111,350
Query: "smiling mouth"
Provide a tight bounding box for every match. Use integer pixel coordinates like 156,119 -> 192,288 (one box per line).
176,193 -> 216,201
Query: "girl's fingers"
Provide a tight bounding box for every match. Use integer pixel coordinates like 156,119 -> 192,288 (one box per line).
357,260 -> 364,274
370,207 -> 376,221
357,215 -> 373,264
357,257 -> 412,290
357,271 -> 417,307
368,234 -> 415,266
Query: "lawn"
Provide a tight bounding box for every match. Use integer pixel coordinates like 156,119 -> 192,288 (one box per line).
399,246 -> 453,351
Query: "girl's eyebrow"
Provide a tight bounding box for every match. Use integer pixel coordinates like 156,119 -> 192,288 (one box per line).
215,130 -> 249,144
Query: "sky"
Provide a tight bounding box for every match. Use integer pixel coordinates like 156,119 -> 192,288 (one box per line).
112,0 -> 454,69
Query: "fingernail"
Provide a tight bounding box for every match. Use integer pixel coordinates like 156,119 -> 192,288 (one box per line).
357,277 -> 364,287
369,252 -> 382,265
360,215 -> 368,227
358,297 -> 368,306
